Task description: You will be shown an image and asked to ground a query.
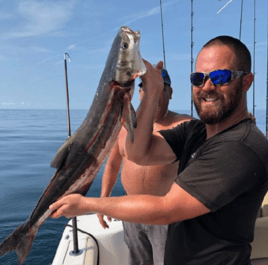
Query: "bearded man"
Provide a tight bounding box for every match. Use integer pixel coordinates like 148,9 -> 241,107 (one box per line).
50,36 -> 268,265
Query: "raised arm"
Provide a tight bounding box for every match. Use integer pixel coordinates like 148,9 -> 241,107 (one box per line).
125,60 -> 176,165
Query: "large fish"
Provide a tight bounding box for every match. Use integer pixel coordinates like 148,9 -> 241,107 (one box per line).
0,26 -> 146,265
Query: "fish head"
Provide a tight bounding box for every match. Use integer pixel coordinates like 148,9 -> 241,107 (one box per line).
115,26 -> 147,84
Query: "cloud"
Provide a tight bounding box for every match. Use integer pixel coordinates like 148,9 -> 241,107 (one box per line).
30,46 -> 53,54
34,54 -> 61,67
120,0 -> 181,26
66,32 -> 109,51
169,52 -> 191,61
0,54 -> 8,61
1,102 -> 15,106
0,11 -> 12,20
3,0 -> 76,39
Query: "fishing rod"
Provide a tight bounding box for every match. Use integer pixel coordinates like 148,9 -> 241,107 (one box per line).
64,53 -> 71,138
191,0 -> 194,117
266,3 -> 268,139
63,52 -> 81,255
239,0 -> 244,40
252,0 -> 256,117
159,0 -> 166,68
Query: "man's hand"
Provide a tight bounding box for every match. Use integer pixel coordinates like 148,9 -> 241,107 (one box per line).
49,194 -> 89,219
97,214 -> 112,229
140,60 -> 164,98
248,111 -> 256,124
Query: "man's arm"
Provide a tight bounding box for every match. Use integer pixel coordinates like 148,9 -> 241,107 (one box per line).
50,182 -> 210,225
125,60 -> 176,165
97,137 -> 123,228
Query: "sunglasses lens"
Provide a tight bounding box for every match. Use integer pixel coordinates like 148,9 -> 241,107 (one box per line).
210,70 -> 232,85
161,69 -> 171,85
191,72 -> 205,86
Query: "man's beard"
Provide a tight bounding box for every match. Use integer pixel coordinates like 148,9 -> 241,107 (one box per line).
193,81 -> 243,124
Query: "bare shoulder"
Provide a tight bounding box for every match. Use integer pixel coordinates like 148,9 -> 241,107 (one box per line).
165,111 -> 194,129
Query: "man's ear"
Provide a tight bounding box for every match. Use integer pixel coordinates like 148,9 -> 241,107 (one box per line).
169,86 -> 173,100
243,73 -> 254,92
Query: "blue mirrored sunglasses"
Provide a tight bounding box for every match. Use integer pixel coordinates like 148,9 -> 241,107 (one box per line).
139,68 -> 171,88
161,69 -> 171,86
190,69 -> 248,87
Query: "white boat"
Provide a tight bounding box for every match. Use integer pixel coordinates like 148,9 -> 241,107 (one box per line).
251,200 -> 268,265
52,198 -> 268,265
52,214 -> 128,265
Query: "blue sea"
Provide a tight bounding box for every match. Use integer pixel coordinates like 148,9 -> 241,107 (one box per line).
0,109 -> 267,265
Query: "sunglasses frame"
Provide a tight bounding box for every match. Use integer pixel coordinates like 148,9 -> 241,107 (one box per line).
190,69 -> 248,87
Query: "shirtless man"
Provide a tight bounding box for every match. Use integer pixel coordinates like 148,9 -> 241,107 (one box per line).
97,69 -> 192,265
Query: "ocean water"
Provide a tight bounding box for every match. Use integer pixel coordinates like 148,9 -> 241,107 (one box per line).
0,109 -> 267,265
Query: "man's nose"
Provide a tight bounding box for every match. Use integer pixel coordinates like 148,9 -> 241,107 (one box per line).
202,77 -> 217,93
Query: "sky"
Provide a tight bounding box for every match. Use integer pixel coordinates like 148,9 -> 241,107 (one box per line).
0,0 -> 267,112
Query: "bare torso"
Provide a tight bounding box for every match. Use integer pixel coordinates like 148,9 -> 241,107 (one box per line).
118,111 -> 192,196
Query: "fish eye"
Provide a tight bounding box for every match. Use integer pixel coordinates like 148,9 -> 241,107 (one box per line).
122,42 -> 129,50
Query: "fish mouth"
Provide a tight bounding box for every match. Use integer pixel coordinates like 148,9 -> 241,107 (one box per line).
121,26 -> 137,35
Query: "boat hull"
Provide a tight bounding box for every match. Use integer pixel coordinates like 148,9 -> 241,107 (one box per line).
52,214 -> 128,265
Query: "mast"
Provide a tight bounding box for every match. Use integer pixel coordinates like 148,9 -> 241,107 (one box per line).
191,0 -> 194,117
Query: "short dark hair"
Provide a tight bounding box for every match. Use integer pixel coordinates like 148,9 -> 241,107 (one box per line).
201,35 -> 251,73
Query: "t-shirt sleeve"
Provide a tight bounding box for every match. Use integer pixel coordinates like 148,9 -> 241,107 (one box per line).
159,120 -> 196,161
176,141 -> 266,212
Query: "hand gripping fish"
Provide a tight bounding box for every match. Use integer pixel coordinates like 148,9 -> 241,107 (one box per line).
0,26 -> 146,265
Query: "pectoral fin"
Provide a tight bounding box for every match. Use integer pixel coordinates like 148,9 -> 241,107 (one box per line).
121,94 -> 137,142
50,137 -> 72,169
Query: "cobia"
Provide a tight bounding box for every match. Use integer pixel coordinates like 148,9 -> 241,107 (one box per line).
0,26 -> 146,265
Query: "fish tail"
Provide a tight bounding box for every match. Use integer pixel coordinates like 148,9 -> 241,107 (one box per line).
0,221 -> 37,265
